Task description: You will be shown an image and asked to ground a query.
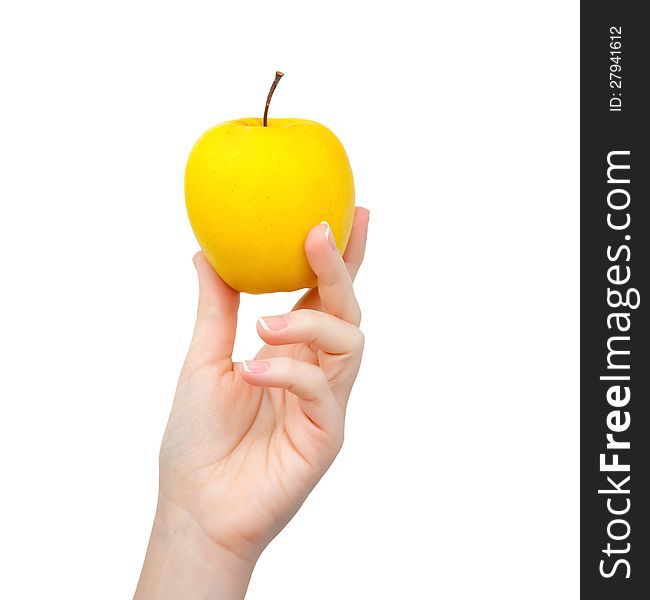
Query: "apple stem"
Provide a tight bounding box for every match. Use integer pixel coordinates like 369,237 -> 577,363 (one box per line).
263,71 -> 284,127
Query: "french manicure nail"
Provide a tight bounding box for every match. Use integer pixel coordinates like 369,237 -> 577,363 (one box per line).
242,360 -> 269,373
320,220 -> 337,250
259,315 -> 290,330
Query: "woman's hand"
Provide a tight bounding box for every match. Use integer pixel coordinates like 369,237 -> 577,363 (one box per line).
135,207 -> 369,599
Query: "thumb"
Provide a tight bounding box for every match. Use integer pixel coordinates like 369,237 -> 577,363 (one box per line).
183,251 -> 240,375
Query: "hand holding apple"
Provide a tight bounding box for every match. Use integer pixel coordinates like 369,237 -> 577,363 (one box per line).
135,74 -> 368,598
135,207 -> 369,598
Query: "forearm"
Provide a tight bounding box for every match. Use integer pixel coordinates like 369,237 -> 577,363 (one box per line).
135,500 -> 255,600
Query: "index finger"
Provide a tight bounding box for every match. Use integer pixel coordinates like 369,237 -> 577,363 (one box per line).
304,220 -> 361,326
292,206 -> 369,313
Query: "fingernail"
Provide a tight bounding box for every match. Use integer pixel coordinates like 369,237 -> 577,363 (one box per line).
320,221 -> 337,250
258,315 -> 290,331
242,360 -> 269,373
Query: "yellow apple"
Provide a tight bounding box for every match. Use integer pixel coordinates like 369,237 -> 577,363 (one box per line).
184,74 -> 355,294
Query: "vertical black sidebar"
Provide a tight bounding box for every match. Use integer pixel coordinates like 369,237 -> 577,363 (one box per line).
581,3 -> 649,598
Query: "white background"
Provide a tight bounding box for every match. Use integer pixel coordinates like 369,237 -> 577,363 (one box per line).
0,1 -> 579,598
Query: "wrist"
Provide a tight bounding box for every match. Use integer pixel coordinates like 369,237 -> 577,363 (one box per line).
135,499 -> 256,600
